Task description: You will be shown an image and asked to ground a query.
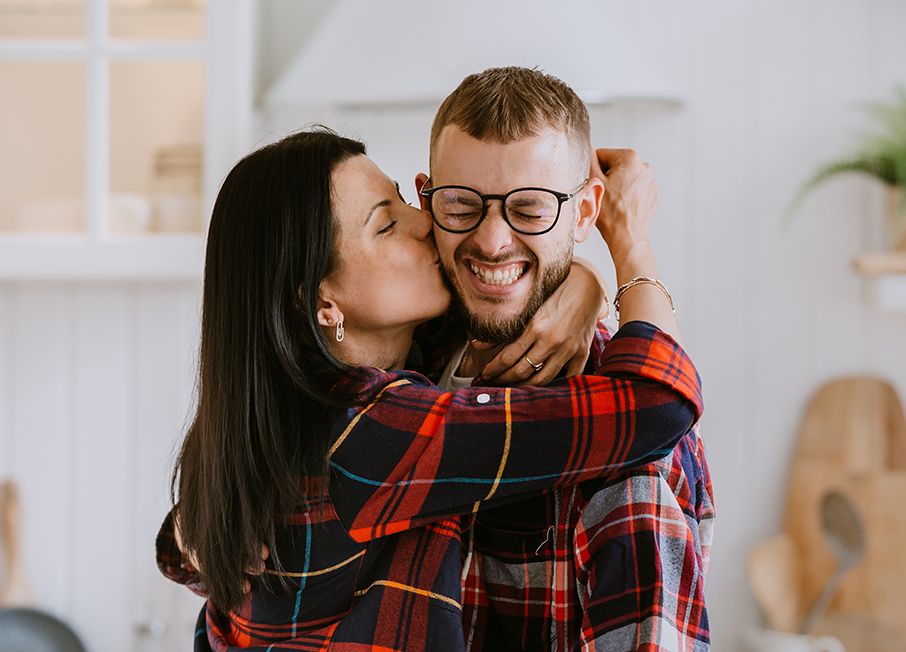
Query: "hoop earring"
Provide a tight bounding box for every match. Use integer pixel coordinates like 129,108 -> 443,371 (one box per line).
335,320 -> 344,342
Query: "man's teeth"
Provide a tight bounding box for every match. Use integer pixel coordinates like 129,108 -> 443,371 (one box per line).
470,264 -> 525,286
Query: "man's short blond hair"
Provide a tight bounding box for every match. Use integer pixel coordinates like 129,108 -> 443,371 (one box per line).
429,66 -> 591,176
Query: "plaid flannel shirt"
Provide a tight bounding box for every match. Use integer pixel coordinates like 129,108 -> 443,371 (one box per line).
453,325 -> 714,652
157,321 -> 703,651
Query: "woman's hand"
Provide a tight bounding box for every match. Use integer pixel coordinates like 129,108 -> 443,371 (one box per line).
591,147 -> 683,344
591,148 -> 658,258
478,259 -> 609,386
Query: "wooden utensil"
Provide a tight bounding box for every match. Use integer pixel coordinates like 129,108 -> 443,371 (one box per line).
800,491 -> 865,634
746,532 -> 803,633
785,377 -> 906,640
791,376 -> 906,475
1,478 -> 86,652
0,480 -> 34,607
814,611 -> 906,652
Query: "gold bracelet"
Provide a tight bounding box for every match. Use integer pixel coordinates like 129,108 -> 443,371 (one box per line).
613,277 -> 674,321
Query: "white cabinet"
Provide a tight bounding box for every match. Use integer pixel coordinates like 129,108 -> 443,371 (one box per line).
0,0 -> 254,279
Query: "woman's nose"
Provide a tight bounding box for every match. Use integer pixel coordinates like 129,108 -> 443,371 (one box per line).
408,204 -> 434,240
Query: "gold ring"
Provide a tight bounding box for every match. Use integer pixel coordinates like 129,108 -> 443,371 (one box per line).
525,356 -> 544,373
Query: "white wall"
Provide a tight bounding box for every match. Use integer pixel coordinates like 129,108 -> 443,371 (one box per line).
2,1 -> 905,650
679,1 -> 906,645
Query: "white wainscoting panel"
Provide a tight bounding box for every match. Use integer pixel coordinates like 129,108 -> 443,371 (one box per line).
0,281 -> 204,651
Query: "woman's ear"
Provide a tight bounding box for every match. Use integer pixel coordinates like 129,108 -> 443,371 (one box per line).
316,286 -> 344,328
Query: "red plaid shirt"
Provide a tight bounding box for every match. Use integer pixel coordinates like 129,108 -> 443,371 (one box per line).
157,321 -> 703,651
456,325 -> 714,652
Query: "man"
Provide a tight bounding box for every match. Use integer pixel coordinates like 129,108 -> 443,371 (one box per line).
414,67 -> 714,652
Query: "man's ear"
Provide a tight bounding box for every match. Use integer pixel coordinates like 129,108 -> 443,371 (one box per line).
415,173 -> 431,211
574,177 -> 604,243
316,283 -> 344,328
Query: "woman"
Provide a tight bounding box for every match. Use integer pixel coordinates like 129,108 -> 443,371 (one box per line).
159,128 -> 701,651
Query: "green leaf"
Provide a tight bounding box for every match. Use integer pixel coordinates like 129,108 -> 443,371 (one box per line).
783,157 -> 898,228
785,86 -> 906,228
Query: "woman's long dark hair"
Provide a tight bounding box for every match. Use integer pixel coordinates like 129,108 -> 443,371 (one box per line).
172,128 -> 367,612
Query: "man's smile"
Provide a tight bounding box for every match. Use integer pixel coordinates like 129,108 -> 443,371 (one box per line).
467,259 -> 528,286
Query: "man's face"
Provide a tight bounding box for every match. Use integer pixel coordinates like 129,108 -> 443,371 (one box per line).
425,125 -> 596,342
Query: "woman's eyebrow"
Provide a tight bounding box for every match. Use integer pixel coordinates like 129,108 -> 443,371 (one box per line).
364,199 -> 392,226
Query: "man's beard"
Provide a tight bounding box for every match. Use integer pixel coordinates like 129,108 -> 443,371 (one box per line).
440,240 -> 574,344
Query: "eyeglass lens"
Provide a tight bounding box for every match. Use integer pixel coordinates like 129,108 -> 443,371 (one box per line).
432,188 -> 561,234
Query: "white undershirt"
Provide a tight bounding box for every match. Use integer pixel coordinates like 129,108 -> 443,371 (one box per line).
437,341 -> 475,391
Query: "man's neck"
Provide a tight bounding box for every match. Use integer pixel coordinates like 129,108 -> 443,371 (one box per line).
455,337 -> 505,379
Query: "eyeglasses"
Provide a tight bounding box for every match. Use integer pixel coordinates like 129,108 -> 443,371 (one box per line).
419,179 -> 589,235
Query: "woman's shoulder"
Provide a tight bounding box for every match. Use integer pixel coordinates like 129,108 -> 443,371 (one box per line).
333,365 -> 439,399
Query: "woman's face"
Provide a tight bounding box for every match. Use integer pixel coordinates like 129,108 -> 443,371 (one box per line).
322,155 -> 450,334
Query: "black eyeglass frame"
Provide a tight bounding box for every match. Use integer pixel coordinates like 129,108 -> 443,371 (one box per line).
419,178 -> 589,235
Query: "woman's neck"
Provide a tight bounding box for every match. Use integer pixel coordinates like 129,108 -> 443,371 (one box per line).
327,324 -> 416,371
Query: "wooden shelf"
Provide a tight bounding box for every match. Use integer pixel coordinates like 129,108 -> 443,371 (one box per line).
852,251 -> 906,275
0,233 -> 205,280
852,251 -> 906,312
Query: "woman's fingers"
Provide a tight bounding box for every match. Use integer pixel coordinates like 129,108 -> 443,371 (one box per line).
242,543 -> 271,594
564,347 -> 590,378
481,326 -> 589,387
593,148 -> 658,253
480,336 -> 533,384
516,339 -> 590,387
246,543 -> 270,575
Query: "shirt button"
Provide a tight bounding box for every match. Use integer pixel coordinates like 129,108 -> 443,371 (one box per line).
476,393 -> 490,404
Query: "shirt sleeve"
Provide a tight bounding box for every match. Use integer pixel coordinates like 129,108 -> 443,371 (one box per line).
574,425 -> 713,650
155,508 -> 208,597
328,321 -> 704,542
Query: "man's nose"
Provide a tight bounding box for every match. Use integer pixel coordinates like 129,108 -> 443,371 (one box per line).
471,201 -> 513,256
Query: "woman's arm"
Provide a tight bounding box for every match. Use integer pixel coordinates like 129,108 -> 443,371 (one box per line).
329,320 -> 702,542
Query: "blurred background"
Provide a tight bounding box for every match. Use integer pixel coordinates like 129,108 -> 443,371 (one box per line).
1,1 -> 905,650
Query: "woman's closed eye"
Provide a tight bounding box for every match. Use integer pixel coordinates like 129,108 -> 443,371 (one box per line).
378,220 -> 396,234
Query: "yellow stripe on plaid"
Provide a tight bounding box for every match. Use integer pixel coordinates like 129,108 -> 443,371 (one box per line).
354,580 -> 462,611
329,379 -> 412,457
471,387 -> 512,514
264,549 -> 366,578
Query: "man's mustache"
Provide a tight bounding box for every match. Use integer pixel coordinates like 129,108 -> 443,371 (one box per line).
454,245 -> 537,267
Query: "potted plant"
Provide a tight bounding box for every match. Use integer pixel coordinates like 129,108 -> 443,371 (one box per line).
788,86 -> 906,251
